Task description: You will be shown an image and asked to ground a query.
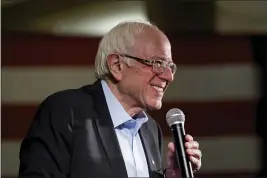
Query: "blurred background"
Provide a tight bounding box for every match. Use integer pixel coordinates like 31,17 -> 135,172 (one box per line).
1,0 -> 267,177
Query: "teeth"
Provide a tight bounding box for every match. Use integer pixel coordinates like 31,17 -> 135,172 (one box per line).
151,85 -> 164,92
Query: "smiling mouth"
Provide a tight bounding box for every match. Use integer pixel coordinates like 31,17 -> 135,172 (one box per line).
150,84 -> 164,93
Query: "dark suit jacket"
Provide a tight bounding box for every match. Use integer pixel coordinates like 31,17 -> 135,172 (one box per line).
19,80 -> 165,178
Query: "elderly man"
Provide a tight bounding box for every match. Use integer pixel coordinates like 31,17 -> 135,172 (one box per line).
19,21 -> 202,178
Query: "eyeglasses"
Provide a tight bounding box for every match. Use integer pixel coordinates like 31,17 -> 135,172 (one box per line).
121,54 -> 177,74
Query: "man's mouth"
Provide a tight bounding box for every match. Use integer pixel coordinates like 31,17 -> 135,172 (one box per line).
150,84 -> 164,92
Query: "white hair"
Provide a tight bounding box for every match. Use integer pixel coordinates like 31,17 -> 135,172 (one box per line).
94,20 -> 159,80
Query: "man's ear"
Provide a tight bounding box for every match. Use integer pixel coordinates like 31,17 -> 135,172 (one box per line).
106,54 -> 123,81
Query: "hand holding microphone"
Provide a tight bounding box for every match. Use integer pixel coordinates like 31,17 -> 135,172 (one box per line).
165,108 -> 202,178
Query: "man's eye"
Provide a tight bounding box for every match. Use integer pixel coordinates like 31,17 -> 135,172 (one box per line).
154,61 -> 162,67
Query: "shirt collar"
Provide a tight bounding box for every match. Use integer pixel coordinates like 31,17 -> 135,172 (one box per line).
101,80 -> 148,128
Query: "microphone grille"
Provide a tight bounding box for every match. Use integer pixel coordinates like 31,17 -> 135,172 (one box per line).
166,108 -> 185,126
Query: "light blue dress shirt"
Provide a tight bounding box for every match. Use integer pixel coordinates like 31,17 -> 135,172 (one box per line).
101,80 -> 150,177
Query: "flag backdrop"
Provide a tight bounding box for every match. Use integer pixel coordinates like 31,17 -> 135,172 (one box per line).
1,31 -> 260,178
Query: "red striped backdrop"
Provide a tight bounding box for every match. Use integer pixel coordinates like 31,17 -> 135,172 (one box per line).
1,31 -> 260,177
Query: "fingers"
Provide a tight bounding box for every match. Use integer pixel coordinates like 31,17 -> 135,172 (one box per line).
186,149 -> 202,159
189,156 -> 201,171
185,134 -> 193,142
185,134 -> 199,149
170,137 -> 200,152
184,135 -> 202,171
168,141 -> 202,160
185,141 -> 199,149
167,140 -> 202,172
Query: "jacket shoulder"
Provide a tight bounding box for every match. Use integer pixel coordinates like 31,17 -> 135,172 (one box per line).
41,85 -> 94,109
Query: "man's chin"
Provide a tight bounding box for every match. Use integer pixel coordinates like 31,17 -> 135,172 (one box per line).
146,100 -> 162,111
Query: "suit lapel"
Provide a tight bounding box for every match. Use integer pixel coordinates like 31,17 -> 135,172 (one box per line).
83,80 -> 128,178
139,122 -> 158,175
140,119 -> 165,178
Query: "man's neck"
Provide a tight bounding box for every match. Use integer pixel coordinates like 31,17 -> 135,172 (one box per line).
104,79 -> 144,117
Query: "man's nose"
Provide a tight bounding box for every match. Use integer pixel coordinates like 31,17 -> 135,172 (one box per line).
159,66 -> 174,82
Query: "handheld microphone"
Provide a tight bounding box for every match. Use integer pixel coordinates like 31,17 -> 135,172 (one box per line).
166,108 -> 194,178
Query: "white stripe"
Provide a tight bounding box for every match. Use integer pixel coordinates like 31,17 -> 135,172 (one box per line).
2,64 -> 259,103
1,136 -> 260,176
215,1 -> 267,34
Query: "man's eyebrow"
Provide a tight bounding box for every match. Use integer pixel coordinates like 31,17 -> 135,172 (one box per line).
153,57 -> 173,63
150,55 -> 171,61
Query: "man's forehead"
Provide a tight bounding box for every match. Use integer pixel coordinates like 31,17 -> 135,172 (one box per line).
149,44 -> 172,61
150,54 -> 172,62
133,42 -> 172,61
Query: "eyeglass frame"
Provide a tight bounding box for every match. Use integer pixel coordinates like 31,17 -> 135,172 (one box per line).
119,54 -> 177,75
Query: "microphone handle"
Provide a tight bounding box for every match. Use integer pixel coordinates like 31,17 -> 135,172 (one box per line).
170,123 -> 194,178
